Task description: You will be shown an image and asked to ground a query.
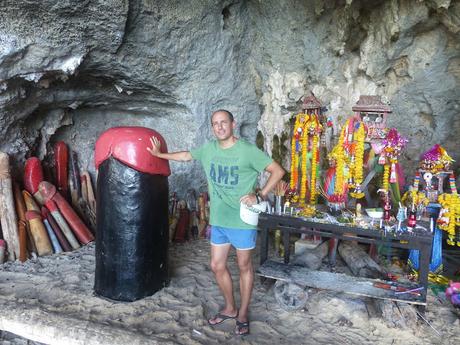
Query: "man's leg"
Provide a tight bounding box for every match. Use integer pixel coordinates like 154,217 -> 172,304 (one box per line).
208,244 -> 238,324
235,248 -> 253,333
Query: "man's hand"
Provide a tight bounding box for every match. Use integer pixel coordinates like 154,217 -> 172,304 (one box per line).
146,137 -> 193,162
147,136 -> 161,157
240,193 -> 258,206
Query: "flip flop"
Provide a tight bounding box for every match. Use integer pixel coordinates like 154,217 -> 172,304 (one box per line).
208,312 -> 237,325
235,320 -> 250,335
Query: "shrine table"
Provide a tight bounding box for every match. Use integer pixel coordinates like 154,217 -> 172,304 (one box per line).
257,213 -> 434,309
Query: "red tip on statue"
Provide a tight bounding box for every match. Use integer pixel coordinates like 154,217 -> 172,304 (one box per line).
24,157 -> 44,194
94,127 -> 171,176
45,199 -> 58,212
0,239 -> 5,248
38,181 -> 57,203
41,206 -> 50,218
25,210 -> 42,221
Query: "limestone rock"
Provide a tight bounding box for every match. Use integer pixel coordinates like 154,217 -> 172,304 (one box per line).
0,0 -> 458,192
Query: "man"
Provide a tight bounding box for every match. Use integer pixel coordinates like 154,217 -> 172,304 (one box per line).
147,109 -> 284,335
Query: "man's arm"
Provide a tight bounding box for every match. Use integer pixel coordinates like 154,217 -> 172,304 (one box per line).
240,161 -> 285,205
259,161 -> 285,200
147,136 -> 192,162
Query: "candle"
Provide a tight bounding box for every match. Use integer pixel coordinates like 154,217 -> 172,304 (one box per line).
449,174 -> 457,194
283,201 -> 290,215
413,172 -> 420,190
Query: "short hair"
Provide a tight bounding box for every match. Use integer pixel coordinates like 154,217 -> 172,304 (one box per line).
211,109 -> 234,123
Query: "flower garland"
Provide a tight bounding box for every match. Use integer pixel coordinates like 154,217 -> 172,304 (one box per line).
349,122 -> 365,199
300,115 -> 310,205
298,204 -> 316,217
382,163 -> 390,192
420,144 -> 454,173
380,128 -> 408,191
401,173 -> 429,210
290,112 -> 322,206
333,121 -> 347,196
327,118 -> 366,201
438,193 -> 460,246
437,174 -> 460,246
401,189 -> 429,209
290,115 -> 301,191
310,130 -> 319,204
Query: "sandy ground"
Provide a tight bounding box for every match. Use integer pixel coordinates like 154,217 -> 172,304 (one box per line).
0,238 -> 459,345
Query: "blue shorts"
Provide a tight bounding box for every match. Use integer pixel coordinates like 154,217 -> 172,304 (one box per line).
210,225 -> 257,250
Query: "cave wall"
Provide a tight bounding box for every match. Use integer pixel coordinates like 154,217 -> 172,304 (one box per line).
0,0 -> 459,193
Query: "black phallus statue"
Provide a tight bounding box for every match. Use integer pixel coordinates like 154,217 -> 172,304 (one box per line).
94,126 -> 170,301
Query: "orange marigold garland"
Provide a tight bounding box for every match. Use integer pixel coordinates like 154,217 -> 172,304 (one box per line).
310,132 -> 319,204
299,115 -> 310,205
438,193 -> 460,246
290,115 -> 301,191
401,188 -> 429,210
349,122 -> 365,199
326,117 -> 369,203
437,174 -> 460,246
333,121 -> 347,196
289,112 -> 322,207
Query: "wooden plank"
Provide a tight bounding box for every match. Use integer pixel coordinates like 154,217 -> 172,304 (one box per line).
256,260 -> 426,305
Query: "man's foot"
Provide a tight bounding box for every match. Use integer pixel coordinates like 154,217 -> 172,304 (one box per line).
208,311 -> 238,325
235,320 -> 250,335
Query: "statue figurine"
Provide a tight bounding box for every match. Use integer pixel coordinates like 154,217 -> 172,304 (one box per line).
396,205 -> 407,231
174,200 -> 190,243
355,203 -> 363,222
354,203 -> 366,227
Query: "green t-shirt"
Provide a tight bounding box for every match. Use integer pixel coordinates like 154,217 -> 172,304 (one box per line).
190,139 -> 272,229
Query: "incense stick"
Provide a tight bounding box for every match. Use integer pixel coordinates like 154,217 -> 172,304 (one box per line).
416,311 -> 441,337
